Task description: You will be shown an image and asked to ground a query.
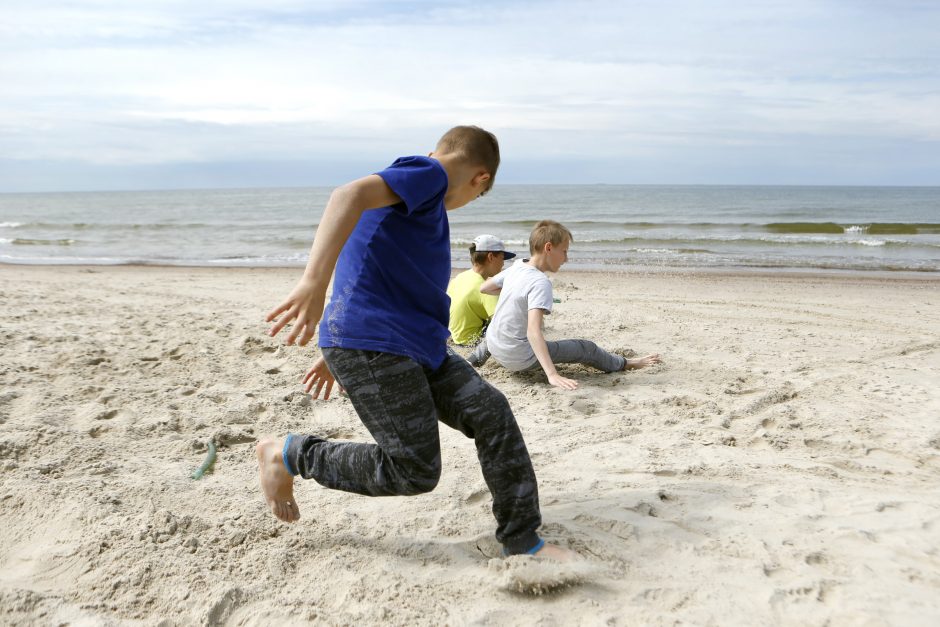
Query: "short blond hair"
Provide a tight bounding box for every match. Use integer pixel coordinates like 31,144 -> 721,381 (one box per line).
529,220 -> 573,255
436,126 -> 500,193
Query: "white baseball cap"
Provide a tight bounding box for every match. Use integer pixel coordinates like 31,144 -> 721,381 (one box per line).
472,234 -> 516,259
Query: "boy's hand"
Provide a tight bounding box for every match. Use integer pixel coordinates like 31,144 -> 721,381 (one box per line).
302,356 -> 340,400
266,277 -> 326,346
547,373 -> 578,390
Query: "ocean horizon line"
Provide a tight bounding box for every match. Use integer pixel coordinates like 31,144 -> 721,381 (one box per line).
3,181 -> 940,196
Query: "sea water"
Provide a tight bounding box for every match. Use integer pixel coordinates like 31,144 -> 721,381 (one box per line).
1,185 -> 938,273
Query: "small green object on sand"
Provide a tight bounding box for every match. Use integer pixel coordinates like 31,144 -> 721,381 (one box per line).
191,441 -> 217,480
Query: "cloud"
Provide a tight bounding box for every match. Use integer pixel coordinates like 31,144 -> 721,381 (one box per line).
1,0 -> 938,189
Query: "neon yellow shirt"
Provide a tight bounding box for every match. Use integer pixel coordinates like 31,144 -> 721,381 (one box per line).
446,269 -> 499,345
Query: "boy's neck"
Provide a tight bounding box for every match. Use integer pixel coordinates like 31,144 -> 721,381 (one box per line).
526,254 -> 551,273
431,152 -> 470,208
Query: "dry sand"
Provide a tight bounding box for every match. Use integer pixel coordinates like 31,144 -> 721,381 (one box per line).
1,264 -> 939,626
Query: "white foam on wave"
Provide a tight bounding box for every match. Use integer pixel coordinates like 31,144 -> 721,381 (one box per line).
0,222 -> 23,229
755,234 -> 900,247
634,248 -> 677,254
845,225 -> 866,233
205,253 -> 307,265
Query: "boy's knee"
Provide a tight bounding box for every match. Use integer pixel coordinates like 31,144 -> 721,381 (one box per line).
467,379 -> 510,413
476,387 -> 516,433
399,459 -> 442,495
580,339 -> 600,353
490,388 -> 512,415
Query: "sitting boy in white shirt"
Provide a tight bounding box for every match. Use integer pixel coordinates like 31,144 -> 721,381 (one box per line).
468,220 -> 661,390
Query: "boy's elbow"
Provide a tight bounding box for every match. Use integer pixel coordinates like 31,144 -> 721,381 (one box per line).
329,183 -> 356,206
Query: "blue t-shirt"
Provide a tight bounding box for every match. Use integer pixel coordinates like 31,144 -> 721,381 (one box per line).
318,156 -> 452,369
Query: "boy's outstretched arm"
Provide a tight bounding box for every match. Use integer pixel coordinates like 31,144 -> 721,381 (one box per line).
266,175 -> 401,346
527,308 -> 578,390
480,277 -> 502,295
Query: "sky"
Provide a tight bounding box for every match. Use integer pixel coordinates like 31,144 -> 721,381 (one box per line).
1,0 -> 939,192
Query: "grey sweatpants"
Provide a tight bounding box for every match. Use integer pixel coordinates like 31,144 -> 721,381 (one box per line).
284,346 -> 542,555
468,338 -> 626,373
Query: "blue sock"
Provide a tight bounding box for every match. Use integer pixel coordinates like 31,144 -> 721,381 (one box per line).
503,537 -> 545,557
282,434 -> 297,476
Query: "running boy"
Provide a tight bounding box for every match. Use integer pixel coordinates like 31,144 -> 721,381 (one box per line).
257,126 -> 570,559
447,234 -> 516,346
468,220 -> 661,390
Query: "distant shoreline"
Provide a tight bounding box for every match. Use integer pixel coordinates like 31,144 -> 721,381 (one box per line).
3,261 -> 938,282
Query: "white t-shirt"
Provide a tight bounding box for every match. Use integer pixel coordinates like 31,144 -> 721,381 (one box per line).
484,261 -> 554,371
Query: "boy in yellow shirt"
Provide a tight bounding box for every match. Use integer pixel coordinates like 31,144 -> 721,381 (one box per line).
447,234 -> 516,346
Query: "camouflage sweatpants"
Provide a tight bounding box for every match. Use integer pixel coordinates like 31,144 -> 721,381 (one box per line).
284,346 -> 542,555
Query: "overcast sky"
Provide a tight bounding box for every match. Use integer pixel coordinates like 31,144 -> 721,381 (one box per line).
2,0 -> 939,191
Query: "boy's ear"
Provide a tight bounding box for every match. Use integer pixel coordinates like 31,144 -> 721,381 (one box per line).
473,171 -> 491,189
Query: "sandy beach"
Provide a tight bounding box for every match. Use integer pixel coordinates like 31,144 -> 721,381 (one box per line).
1,264 -> 939,626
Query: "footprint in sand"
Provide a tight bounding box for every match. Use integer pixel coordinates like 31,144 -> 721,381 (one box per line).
203,588 -> 244,626
75,403 -> 134,436
723,375 -> 760,396
165,343 -> 194,361
573,513 -> 637,541
569,398 -> 597,416
744,383 -> 798,414
660,395 -> 702,408
239,336 -> 278,357
634,587 -> 693,610
463,487 -> 491,505
770,580 -> 836,606
804,551 -> 828,565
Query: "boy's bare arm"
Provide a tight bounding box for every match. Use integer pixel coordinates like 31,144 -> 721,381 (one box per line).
480,277 -> 502,295
266,175 -> 401,346
526,308 -> 578,390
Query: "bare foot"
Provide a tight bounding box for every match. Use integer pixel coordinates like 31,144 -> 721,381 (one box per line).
256,438 -> 300,523
533,542 -> 580,562
623,353 -> 662,370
